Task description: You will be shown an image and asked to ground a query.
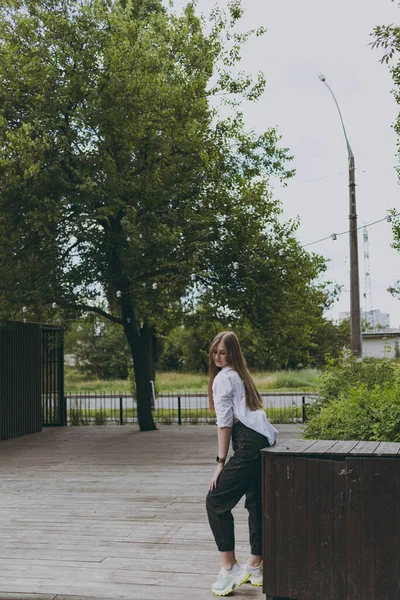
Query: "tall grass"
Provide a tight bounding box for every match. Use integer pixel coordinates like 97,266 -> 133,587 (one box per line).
65,368 -> 321,393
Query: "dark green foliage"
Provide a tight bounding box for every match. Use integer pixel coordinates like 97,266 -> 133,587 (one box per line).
65,314 -> 132,380
158,311 -> 349,372
303,357 -> 400,441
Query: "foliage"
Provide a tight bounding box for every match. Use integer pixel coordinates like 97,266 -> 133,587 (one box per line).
158,311 -> 349,371
303,383 -> 400,441
314,356 -> 396,405
303,357 -> 400,441
65,313 -> 131,380
69,401 -> 85,426
0,0 -> 330,429
372,20 -> 400,298
93,411 -> 108,426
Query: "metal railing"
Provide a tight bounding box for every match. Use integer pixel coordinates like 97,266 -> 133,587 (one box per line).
65,391 -> 318,425
42,325 -> 65,427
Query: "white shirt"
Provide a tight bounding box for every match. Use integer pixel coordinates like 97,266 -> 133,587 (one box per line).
212,365 -> 278,446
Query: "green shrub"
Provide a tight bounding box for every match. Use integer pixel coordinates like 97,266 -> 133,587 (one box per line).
93,411 -> 107,426
69,401 -> 82,426
304,381 -> 400,442
319,357 -> 395,403
306,357 -> 397,421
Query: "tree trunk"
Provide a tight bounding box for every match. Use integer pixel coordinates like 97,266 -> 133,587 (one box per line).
132,339 -> 157,431
140,323 -> 157,382
123,315 -> 157,432
108,216 -> 157,431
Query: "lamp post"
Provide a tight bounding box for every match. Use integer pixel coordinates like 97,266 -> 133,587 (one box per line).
318,73 -> 362,357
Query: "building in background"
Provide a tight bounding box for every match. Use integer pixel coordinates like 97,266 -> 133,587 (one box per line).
362,330 -> 400,359
339,309 -> 390,330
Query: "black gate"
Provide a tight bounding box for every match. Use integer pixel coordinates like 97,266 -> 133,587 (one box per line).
0,321 -> 42,441
41,325 -> 65,427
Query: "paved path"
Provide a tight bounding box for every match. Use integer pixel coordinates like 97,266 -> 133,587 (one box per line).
0,424 -> 301,600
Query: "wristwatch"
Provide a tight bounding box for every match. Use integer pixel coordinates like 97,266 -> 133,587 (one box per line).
216,456 -> 226,464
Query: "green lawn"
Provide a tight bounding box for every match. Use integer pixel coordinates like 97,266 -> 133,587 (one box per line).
65,368 -> 321,393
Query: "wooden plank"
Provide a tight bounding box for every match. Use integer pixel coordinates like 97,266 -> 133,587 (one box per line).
327,441 -> 359,455
0,425 -> 303,600
302,440 -> 339,453
277,456 -> 294,597
360,458 -> 376,600
263,453 -> 276,595
319,459 -> 334,600
349,441 -> 380,456
374,459 -> 400,600
332,460 -> 346,600
292,457 -> 308,600
274,452 -> 283,597
345,458 -> 362,600
262,438 -> 318,454
374,442 -> 400,455
306,458 -> 320,600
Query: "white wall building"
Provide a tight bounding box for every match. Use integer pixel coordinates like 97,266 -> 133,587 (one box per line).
362,331 -> 400,359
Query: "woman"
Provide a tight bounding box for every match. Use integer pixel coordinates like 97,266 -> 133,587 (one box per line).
206,331 -> 278,597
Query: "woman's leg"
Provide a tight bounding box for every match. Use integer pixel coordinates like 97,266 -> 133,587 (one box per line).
244,456 -> 263,562
206,454 -> 248,569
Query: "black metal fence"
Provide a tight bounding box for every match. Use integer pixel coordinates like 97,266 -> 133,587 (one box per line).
41,325 -> 65,427
0,321 -> 42,441
0,321 -> 65,442
65,391 -> 318,426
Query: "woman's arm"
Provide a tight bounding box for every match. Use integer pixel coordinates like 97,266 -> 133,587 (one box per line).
217,426 -> 232,461
209,426 -> 232,491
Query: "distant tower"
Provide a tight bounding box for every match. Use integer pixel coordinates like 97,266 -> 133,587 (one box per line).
363,226 -> 374,330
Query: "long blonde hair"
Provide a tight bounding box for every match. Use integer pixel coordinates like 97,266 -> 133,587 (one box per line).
208,331 -> 263,412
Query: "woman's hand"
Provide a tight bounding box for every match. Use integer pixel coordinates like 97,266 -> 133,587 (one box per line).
209,463 -> 225,491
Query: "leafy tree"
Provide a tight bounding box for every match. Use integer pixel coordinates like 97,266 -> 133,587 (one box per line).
159,303 -> 349,373
372,21 -> 400,300
65,314 -> 132,380
0,0 -> 327,430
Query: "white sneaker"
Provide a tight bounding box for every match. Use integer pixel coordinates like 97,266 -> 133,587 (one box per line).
240,560 -> 263,586
211,562 -> 249,596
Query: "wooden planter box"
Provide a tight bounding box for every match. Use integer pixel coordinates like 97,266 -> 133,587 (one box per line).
262,439 -> 400,600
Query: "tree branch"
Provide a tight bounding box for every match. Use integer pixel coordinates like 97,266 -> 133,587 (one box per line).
76,304 -> 124,325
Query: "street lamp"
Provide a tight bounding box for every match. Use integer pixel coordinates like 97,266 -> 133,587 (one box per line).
318,73 -> 362,357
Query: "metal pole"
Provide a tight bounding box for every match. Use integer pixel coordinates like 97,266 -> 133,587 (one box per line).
319,74 -> 362,357
119,397 -> 123,426
348,155 -> 362,356
178,396 -> 182,426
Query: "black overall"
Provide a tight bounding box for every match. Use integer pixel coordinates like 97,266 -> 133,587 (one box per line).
206,421 -> 270,554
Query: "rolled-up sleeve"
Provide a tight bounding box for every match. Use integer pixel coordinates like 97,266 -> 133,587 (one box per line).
212,373 -> 234,428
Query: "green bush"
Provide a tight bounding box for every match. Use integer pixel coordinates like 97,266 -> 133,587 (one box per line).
306,357 -> 396,420
93,411 -> 107,426
319,357 -> 395,402
69,401 -> 83,426
304,384 -> 400,441
303,358 -> 400,441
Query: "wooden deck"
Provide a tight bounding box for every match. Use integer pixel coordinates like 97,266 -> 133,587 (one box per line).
0,424 -> 299,600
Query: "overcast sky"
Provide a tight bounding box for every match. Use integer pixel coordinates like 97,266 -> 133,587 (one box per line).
172,0 -> 400,327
